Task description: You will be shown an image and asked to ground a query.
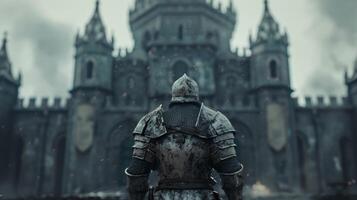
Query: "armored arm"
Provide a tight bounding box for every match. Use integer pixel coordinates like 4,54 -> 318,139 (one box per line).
209,112 -> 244,200
126,116 -> 156,200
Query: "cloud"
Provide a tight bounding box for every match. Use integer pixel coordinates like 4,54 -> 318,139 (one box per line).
304,0 -> 357,95
0,0 -> 74,97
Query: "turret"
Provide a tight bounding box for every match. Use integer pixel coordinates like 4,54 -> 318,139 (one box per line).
72,0 -> 114,105
250,0 -> 290,93
63,0 -> 114,194
346,58 -> 357,105
248,0 -> 299,192
0,32 -> 21,178
129,0 -> 237,58
0,32 -> 21,131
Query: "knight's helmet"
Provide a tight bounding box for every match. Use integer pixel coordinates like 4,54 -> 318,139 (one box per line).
171,74 -> 200,103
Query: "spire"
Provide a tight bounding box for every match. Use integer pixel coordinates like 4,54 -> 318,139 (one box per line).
264,0 -> 270,13
0,32 -> 11,72
253,0 -> 286,44
83,0 -> 108,43
0,32 -> 9,62
0,32 -> 19,85
95,0 -> 100,13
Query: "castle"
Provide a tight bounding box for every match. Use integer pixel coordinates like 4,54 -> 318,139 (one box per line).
0,0 -> 356,199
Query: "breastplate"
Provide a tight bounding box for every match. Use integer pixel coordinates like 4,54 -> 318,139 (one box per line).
154,131 -> 212,182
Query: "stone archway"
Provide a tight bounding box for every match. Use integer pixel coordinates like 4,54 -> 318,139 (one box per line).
105,120 -> 136,189
52,135 -> 66,196
232,120 -> 255,185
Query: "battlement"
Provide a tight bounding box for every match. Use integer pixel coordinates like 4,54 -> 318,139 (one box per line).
129,0 -> 236,21
292,96 -> 350,108
232,47 -> 251,58
16,97 -> 70,110
117,48 -> 133,58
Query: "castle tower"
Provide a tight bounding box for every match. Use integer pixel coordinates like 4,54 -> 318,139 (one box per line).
249,0 -> 299,192
129,0 -> 237,106
346,58 -> 357,105
346,58 -> 357,178
0,32 -> 21,179
63,0 -> 114,194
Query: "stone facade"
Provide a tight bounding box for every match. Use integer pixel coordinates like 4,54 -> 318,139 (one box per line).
0,0 -> 356,199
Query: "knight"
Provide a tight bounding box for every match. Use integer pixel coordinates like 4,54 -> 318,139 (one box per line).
125,74 -> 244,200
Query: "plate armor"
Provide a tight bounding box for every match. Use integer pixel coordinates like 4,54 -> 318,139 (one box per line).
126,74 -> 243,200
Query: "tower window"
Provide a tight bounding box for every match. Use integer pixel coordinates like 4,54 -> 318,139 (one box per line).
269,60 -> 278,79
178,25 -> 183,40
86,61 -> 94,79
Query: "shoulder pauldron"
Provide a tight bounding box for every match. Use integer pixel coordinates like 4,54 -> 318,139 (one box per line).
133,105 -> 167,138
195,104 -> 236,138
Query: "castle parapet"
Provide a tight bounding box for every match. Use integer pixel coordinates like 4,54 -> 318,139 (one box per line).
292,96 -> 347,107
294,96 -> 350,108
15,97 -> 69,110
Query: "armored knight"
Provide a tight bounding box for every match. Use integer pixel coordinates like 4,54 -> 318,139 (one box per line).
125,74 -> 244,200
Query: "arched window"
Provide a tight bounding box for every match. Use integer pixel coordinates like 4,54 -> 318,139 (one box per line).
340,137 -> 351,183
269,60 -> 278,79
106,121 -> 135,188
178,25 -> 184,40
297,135 -> 306,190
14,136 -> 24,188
86,61 -> 94,79
172,60 -> 189,81
233,122 -> 255,184
53,136 -> 66,196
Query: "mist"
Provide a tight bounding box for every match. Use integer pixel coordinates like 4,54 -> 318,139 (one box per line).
0,0 -> 74,97
303,0 -> 357,96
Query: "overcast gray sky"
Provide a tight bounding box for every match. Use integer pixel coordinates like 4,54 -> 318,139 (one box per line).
0,0 -> 356,100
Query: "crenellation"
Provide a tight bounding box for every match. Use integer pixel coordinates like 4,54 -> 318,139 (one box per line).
41,98 -> 49,108
298,96 -> 349,107
329,96 -> 338,106
16,98 -> 24,108
28,98 -> 37,108
15,97 -> 69,110
305,97 -> 312,107
66,98 -> 71,107
54,98 -> 62,108
342,97 -> 349,105
292,97 -> 299,106
317,96 -> 324,106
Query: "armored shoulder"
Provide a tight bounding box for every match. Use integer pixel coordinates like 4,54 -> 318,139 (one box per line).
196,104 -> 236,138
133,105 -> 167,138
131,105 -> 166,163
196,105 -> 237,163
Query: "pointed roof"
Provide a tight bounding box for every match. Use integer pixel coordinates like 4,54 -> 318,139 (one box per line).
0,32 -> 10,68
83,0 -> 108,42
0,32 -> 20,85
0,32 -> 12,74
256,0 -> 282,42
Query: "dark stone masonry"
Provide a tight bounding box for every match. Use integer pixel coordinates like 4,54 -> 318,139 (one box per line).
0,0 -> 356,199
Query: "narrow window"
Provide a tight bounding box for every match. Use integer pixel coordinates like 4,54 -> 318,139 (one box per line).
340,137 -> 350,183
178,25 -> 183,40
14,136 -> 24,188
54,137 -> 66,196
269,60 -> 278,79
297,136 -> 306,190
86,61 -> 94,79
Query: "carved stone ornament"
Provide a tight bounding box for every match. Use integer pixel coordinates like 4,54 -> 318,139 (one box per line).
74,104 -> 95,152
267,103 -> 287,151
